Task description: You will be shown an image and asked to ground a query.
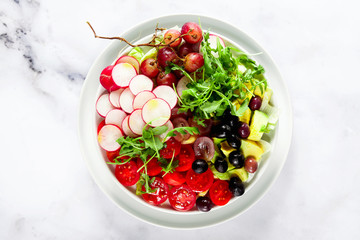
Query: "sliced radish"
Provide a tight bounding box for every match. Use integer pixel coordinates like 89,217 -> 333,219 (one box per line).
112,63 -> 137,88
98,124 -> 123,151
133,90 -> 156,109
121,115 -> 138,137
119,88 -> 135,113
115,56 -> 140,74
142,98 -> 171,127
152,85 -> 178,109
96,93 -> 115,117
129,109 -> 146,135
109,88 -> 124,108
176,76 -> 191,98
158,120 -> 174,142
105,109 -> 127,128
129,74 -> 154,95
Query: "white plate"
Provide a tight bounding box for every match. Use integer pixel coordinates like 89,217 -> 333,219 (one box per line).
78,14 -> 293,229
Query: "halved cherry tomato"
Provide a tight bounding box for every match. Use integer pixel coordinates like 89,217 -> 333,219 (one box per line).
142,177 -> 169,205
106,151 -> 118,162
136,157 -> 162,176
163,171 -> 186,186
114,160 -> 140,186
168,184 -> 196,211
107,152 -> 130,163
209,180 -> 232,206
97,119 -> 106,134
159,137 -> 181,159
186,168 -> 214,192
175,144 -> 195,172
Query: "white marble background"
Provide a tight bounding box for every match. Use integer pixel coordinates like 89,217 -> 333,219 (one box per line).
1,0 -> 359,239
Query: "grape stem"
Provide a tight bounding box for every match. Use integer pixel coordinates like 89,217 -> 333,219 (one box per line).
86,21 -> 191,48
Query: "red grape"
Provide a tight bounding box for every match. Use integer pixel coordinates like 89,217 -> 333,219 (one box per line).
238,122 -> 250,138
140,58 -> 159,78
156,72 -> 177,86
157,47 -> 177,68
249,96 -> 262,111
181,22 -> 203,44
184,53 -> 204,72
245,156 -> 258,173
164,29 -> 182,47
178,43 -> 196,58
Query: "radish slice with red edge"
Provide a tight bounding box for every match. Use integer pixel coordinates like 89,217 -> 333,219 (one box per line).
98,124 -> 123,152
96,93 -> 115,117
119,88 -> 135,113
109,88 -> 124,108
112,63 -> 137,88
158,120 -> 174,142
176,76 -> 191,98
142,98 -> 171,127
115,56 -> 140,74
121,115 -> 138,137
133,90 -> 156,109
105,109 -> 127,128
129,74 -> 154,95
152,85 -> 178,109
129,109 -> 146,135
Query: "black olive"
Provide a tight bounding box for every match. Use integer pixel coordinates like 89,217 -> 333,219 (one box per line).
211,124 -> 229,138
228,151 -> 245,168
192,159 -> 208,173
196,196 -> 213,212
229,176 -> 245,197
226,115 -> 240,130
226,134 -> 241,149
214,158 -> 228,173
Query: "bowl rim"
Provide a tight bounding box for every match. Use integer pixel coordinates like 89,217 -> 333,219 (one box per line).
78,13 -> 293,229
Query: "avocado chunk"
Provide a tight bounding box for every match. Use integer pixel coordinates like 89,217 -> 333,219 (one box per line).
248,110 -> 269,141
220,141 -> 236,158
229,167 -> 249,182
238,107 -> 252,124
240,139 -> 264,161
210,165 -> 231,180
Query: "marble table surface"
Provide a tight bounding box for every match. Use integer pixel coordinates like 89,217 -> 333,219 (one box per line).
1,0 -> 359,239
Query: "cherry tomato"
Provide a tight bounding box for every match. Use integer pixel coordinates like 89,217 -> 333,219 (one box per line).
186,168 -> 214,192
159,137 -> 181,159
163,171 -> 186,186
97,120 -> 106,134
175,144 -> 195,172
106,151 -> 119,162
136,157 -> 162,176
168,184 -> 196,211
114,160 -> 140,186
142,177 -> 169,205
209,180 -> 232,206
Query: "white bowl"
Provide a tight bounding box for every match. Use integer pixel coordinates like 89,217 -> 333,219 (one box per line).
78,14 -> 293,229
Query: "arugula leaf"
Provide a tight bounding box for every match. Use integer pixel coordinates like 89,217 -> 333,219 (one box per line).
232,98 -> 249,117
175,32 -> 267,120
170,63 -> 194,82
163,126 -> 200,140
